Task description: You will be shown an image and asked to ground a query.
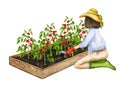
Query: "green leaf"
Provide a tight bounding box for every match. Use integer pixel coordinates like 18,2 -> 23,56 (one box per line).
17,39 -> 20,44
51,23 -> 54,26
73,26 -> 76,30
49,30 -> 52,33
16,47 -> 20,52
53,25 -> 55,29
17,36 -> 21,40
66,16 -> 68,19
29,28 -> 33,35
23,38 -> 27,42
54,34 -> 58,38
72,21 -> 75,24
81,27 -> 85,29
22,33 -> 26,37
33,54 -> 38,59
26,36 -> 30,38
39,31 -> 43,38
76,25 -> 79,28
51,58 -> 54,62
79,20 -> 83,26
70,26 -> 72,30
21,37 -> 23,43
70,18 -> 73,21
32,39 -> 36,43
47,24 -> 49,28
43,32 -> 46,37
16,46 -> 23,52
67,24 -> 70,26
64,19 -> 67,22
64,16 -> 68,22
24,30 -> 27,33
44,27 -> 47,30
17,37 -> 21,44
38,40 -> 41,43
60,27 -> 64,30
34,44 -> 39,50
40,55 -> 43,59
23,47 -> 27,52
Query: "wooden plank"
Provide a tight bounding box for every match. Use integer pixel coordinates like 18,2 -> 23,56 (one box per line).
9,51 -> 88,79
9,56 -> 44,78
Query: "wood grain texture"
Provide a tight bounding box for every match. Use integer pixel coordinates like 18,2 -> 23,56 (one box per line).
9,51 -> 88,79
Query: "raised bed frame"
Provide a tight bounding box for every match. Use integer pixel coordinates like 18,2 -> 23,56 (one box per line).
9,51 -> 87,79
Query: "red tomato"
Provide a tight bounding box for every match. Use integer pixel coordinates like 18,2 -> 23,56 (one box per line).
53,30 -> 57,35
82,31 -> 86,34
59,35 -> 63,38
48,34 -> 52,37
62,24 -> 66,28
26,39 -> 30,43
49,27 -> 53,29
67,20 -> 70,23
63,32 -> 66,34
42,46 -> 46,50
27,32 -> 30,35
81,24 -> 85,26
24,44 -> 27,48
42,39 -> 46,42
79,34 -> 82,38
30,43 -> 32,46
67,27 -> 70,31
30,37 -> 33,41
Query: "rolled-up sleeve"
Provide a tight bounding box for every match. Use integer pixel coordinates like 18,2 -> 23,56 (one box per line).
80,29 -> 95,48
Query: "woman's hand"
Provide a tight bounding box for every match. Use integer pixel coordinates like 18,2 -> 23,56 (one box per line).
75,44 -> 80,49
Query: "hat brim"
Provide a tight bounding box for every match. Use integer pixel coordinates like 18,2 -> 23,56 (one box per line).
79,13 -> 102,23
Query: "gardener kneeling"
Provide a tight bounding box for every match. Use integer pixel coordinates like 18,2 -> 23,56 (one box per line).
66,8 -> 116,70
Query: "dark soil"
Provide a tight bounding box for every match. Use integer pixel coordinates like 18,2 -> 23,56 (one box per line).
14,48 -> 87,69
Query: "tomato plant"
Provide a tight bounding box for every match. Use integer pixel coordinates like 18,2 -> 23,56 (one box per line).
16,29 -> 36,59
16,16 -> 88,66
59,16 -> 88,56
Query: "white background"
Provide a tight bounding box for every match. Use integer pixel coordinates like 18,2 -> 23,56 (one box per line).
0,0 -> 120,90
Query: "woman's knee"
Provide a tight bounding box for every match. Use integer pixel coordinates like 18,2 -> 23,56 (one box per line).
74,64 -> 80,69
74,63 -> 82,69
74,63 -> 90,69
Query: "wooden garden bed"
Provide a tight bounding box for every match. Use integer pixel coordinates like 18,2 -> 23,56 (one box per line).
9,51 -> 87,79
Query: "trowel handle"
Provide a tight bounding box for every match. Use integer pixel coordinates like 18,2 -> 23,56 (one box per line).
66,47 -> 75,54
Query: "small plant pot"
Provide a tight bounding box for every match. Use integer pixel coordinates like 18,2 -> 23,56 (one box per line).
9,51 -> 87,79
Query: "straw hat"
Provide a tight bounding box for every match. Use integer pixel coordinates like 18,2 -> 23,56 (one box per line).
79,8 -> 103,23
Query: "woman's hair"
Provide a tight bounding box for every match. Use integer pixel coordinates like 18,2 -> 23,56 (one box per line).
85,16 -> 100,28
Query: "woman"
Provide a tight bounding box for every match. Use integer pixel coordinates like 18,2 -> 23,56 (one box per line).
66,8 -> 116,70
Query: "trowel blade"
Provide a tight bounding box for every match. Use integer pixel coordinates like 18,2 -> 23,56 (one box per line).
59,51 -> 66,55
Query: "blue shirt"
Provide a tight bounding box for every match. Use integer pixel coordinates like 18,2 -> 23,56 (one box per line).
80,28 -> 106,53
